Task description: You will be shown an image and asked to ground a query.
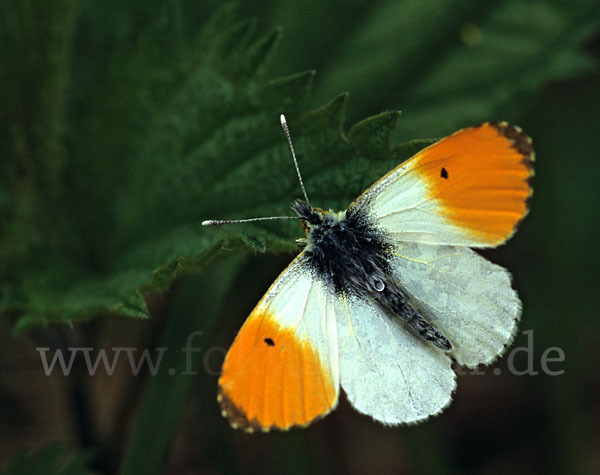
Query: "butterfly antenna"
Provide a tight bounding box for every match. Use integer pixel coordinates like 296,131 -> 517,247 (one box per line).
280,114 -> 311,207
202,216 -> 300,226
203,115 -> 312,227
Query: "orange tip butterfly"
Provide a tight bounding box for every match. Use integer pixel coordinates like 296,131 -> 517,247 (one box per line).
203,114 -> 534,432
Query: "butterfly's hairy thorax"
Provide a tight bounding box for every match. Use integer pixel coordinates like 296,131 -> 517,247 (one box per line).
292,200 -> 452,350
292,200 -> 391,294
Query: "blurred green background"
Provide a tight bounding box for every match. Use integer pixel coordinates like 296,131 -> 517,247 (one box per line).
1,0 -> 600,474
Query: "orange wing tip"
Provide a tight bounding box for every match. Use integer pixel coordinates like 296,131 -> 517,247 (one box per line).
414,121 -> 535,246
218,311 -> 338,432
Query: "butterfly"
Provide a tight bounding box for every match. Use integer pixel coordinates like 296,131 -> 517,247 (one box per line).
203,115 -> 534,432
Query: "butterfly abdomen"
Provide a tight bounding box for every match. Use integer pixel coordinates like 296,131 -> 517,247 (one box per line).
374,286 -> 452,351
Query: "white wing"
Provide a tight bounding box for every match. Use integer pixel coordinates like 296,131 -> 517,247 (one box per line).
390,242 -> 521,367
337,293 -> 456,425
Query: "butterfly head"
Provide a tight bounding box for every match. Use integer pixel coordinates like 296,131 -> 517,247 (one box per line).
291,199 -> 346,241
291,200 -> 321,226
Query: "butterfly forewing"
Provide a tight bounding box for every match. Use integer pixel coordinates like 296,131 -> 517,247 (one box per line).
351,123 -> 534,248
218,254 -> 340,432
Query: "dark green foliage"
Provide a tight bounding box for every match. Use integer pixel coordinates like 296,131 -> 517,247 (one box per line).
260,0 -> 600,136
0,444 -> 95,475
120,256 -> 244,475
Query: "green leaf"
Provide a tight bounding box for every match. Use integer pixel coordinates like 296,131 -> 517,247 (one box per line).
1,1 -> 598,332
0,443 -> 95,475
348,111 -> 401,159
0,3 -> 435,330
259,70 -> 315,114
300,93 -> 348,134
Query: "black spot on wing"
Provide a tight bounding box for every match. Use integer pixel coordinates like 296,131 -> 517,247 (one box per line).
441,167 -> 449,179
264,338 -> 275,346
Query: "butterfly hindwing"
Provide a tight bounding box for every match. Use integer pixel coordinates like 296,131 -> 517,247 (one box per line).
351,123 -> 534,247
390,242 -> 521,367
337,294 -> 456,425
218,253 -> 339,432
